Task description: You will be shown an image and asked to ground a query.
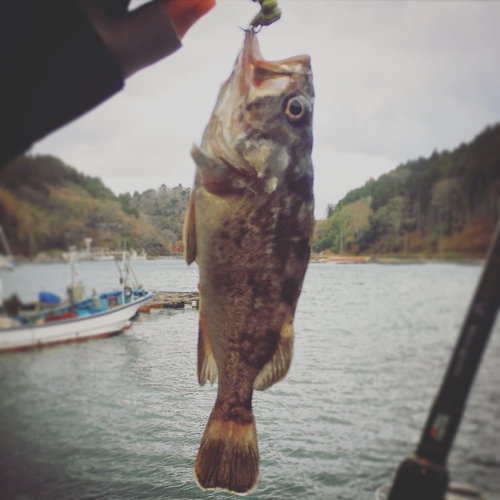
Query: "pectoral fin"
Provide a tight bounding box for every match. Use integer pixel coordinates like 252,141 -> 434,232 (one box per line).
183,195 -> 197,265
198,312 -> 218,386
253,315 -> 294,391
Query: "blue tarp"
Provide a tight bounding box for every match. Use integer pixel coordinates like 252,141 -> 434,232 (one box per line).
39,291 -> 61,304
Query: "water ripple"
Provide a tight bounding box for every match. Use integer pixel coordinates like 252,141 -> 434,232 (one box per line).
1,261 -> 499,499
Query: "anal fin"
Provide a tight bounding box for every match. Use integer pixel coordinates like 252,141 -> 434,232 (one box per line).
253,315 -> 294,391
198,312 -> 217,386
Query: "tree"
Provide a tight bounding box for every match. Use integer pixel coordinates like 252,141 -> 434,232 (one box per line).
326,203 -> 336,218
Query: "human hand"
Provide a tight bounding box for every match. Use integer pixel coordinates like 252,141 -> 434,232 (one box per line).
78,0 -> 215,79
163,0 -> 216,39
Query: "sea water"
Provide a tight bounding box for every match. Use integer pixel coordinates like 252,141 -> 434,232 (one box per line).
1,260 -> 499,499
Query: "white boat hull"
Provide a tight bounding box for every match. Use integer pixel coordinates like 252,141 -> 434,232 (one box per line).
0,293 -> 152,352
0,255 -> 14,270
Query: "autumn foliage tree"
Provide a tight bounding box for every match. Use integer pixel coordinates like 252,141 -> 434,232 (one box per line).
314,124 -> 500,256
0,154 -> 191,257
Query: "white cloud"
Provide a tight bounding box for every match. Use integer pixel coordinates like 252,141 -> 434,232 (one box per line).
34,1 -> 500,219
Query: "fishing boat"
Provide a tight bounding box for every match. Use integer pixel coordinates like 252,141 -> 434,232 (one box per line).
0,289 -> 152,352
0,251 -> 152,352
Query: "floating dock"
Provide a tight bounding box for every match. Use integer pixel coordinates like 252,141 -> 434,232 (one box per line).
139,291 -> 199,313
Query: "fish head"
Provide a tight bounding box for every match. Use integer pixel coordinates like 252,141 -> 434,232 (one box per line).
197,30 -> 314,194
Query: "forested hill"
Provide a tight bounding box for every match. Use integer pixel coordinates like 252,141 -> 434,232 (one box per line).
314,124 -> 500,257
0,154 -> 190,257
2,123 -> 499,258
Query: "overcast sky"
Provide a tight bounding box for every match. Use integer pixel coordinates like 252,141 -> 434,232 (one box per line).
34,0 -> 500,218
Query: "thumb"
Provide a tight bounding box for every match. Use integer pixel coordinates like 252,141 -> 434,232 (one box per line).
163,0 -> 216,39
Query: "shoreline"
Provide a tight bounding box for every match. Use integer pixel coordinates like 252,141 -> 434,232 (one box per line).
4,253 -> 486,267
310,255 -> 485,265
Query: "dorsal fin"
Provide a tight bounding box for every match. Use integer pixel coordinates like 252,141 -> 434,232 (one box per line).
183,195 -> 197,265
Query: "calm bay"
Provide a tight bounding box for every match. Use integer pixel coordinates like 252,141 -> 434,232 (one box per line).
1,260 -> 499,499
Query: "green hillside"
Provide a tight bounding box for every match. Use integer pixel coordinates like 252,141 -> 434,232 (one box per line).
0,155 -> 190,257
314,124 -> 500,257
119,184 -> 190,249
2,123 -> 499,260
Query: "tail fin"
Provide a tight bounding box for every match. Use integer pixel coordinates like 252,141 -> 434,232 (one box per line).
195,408 -> 259,496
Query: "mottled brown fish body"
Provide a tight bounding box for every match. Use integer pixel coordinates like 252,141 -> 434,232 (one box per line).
184,30 -> 314,496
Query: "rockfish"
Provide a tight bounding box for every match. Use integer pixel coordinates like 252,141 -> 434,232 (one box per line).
183,29 -> 314,496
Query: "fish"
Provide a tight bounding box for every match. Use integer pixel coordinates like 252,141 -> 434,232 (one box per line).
183,29 -> 314,496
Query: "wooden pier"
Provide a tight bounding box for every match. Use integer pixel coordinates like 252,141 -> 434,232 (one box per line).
139,291 -> 199,313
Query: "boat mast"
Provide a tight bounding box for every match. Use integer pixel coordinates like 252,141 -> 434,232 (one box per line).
121,251 -> 126,303
0,226 -> 13,258
67,247 -> 84,305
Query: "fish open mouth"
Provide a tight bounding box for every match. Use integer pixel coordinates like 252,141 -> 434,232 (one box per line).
237,30 -> 312,95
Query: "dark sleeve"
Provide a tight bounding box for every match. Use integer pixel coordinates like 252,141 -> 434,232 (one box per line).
0,0 -> 124,167
0,0 -> 169,168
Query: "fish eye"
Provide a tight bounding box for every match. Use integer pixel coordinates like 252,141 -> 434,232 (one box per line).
285,96 -> 307,124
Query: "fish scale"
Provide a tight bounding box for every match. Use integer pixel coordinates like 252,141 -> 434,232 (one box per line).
183,29 -> 314,496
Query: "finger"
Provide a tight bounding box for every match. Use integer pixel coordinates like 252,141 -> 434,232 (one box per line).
163,0 -> 216,39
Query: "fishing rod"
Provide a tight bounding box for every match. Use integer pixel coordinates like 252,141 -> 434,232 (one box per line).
386,219 -> 500,500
